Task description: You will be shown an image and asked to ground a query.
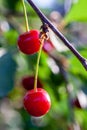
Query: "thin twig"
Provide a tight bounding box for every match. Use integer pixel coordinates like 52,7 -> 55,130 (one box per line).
26,0 -> 87,70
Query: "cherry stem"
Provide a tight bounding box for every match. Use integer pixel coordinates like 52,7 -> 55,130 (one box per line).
26,0 -> 87,70
21,0 -> 29,32
34,38 -> 44,92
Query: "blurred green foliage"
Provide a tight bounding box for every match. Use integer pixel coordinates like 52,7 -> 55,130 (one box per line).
64,0 -> 87,23
0,52 -> 17,97
0,0 -> 87,130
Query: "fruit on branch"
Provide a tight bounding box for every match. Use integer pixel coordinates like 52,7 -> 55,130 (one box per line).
17,30 -> 40,55
23,88 -> 51,117
21,76 -> 43,90
43,39 -> 54,54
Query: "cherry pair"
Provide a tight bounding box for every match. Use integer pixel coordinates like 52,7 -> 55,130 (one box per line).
22,76 -> 51,117
18,30 -> 51,117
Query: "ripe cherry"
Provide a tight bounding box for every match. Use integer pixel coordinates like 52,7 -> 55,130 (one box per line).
43,39 -> 54,54
71,91 -> 87,109
23,88 -> 51,117
21,76 -> 43,90
17,30 -> 40,55
72,98 -> 81,108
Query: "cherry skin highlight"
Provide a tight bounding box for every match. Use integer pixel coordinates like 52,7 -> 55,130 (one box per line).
21,76 -> 43,90
17,30 -> 40,55
23,88 -> 51,117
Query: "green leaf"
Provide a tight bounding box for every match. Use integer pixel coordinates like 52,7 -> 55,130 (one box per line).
68,49 -> 87,77
3,0 -> 19,12
64,0 -> 87,23
4,30 -> 18,46
0,52 -> 17,97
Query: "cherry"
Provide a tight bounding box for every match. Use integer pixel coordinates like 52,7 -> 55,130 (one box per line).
21,76 -> 43,90
43,39 -> 54,54
71,91 -> 87,109
17,30 -> 40,55
23,88 -> 51,117
72,98 -> 81,108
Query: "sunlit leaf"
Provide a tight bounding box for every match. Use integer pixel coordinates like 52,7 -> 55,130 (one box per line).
64,0 -> 87,23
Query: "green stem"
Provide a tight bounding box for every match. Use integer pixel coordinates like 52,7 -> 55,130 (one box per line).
34,39 -> 44,92
21,0 -> 29,32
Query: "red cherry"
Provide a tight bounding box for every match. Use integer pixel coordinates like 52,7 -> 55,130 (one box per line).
72,98 -> 81,108
23,88 -> 51,117
67,125 -> 73,130
21,76 -> 43,90
43,39 -> 54,53
17,30 -> 40,55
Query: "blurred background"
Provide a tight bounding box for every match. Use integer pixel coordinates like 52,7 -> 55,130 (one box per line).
0,0 -> 87,130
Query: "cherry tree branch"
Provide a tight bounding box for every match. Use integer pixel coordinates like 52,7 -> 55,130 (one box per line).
27,0 -> 87,70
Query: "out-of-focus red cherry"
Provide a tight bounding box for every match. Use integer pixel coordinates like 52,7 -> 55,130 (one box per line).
17,30 -> 40,55
43,39 -> 54,54
72,91 -> 87,109
21,76 -> 43,90
72,98 -> 81,108
23,88 -> 51,117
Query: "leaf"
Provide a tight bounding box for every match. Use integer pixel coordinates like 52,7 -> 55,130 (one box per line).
0,52 -> 17,97
64,47 -> 87,78
64,0 -> 87,23
4,30 -> 18,46
3,0 -> 19,12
